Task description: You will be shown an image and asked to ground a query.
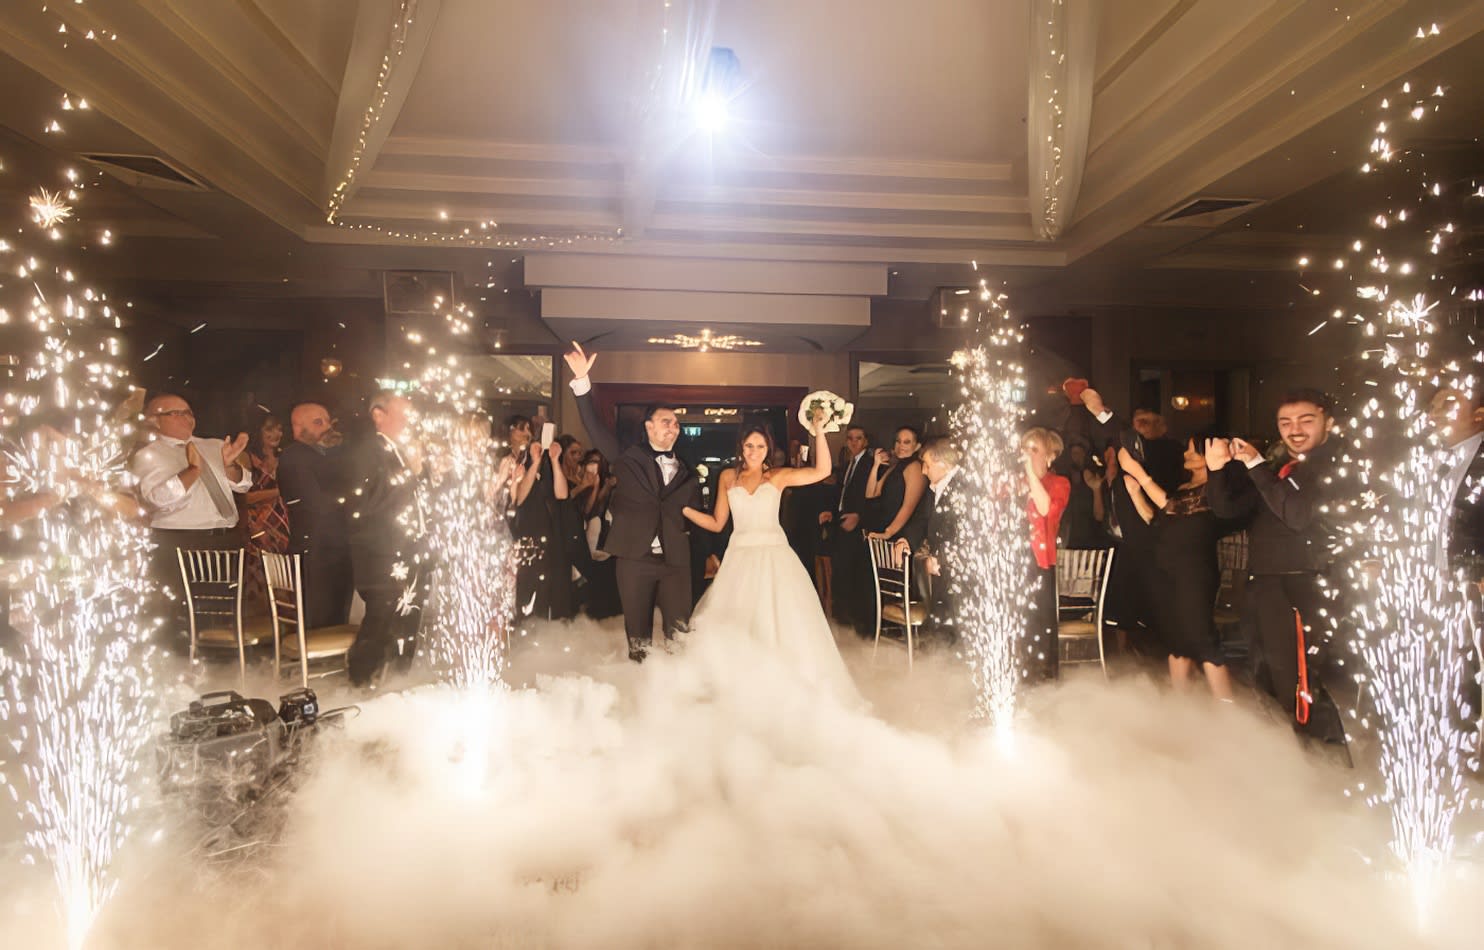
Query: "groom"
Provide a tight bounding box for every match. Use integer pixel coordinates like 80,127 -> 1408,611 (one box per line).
565,343 -> 702,662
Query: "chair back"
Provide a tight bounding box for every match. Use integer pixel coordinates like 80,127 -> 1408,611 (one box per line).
1054,547 -> 1114,675
867,536 -> 913,609
261,552 -> 308,687
1056,547 -> 1111,603
177,548 -> 244,658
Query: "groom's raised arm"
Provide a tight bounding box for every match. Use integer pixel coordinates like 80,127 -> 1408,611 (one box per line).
564,342 -> 620,460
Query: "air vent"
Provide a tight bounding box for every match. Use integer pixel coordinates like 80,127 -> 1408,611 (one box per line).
1153,197 -> 1262,227
79,153 -> 206,190
383,270 -> 456,315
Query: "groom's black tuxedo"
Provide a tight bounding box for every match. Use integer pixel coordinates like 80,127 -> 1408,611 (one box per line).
575,386 -> 702,654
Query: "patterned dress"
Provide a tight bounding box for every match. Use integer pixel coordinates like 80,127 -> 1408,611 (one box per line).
243,450 -> 291,614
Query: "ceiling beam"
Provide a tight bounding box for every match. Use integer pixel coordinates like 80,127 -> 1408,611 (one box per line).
323,0 -> 442,220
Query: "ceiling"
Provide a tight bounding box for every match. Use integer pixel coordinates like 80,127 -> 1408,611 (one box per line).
0,0 -> 1481,350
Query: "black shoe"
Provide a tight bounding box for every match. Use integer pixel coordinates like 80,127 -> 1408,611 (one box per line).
627,638 -> 648,663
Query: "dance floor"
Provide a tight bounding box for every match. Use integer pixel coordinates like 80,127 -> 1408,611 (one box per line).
1,618 -> 1480,948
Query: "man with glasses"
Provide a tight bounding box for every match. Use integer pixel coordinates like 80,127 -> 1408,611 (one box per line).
130,394 -> 251,639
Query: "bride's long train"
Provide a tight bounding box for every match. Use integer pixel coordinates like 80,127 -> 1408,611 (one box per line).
0,615 -> 1477,948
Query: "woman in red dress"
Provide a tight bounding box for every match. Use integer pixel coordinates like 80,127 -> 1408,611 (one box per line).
242,412 -> 291,615
1022,427 -> 1071,683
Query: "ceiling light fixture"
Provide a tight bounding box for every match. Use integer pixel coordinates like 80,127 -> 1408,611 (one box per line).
648,327 -> 762,353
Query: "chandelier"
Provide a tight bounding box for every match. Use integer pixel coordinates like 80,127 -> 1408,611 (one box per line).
647,327 -> 762,352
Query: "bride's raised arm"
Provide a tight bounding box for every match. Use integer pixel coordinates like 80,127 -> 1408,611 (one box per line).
771,410 -> 833,489
682,467 -> 734,533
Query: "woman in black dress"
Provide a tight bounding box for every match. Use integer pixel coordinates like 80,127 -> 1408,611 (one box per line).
513,440 -> 575,621
572,448 -> 621,619
864,426 -> 931,549
1119,437 -> 1237,700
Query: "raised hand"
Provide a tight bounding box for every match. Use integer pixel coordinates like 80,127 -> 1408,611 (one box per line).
1082,467 -> 1104,489
1203,437 -> 1232,471
547,441 -> 563,461
221,432 -> 249,466
1080,387 -> 1107,417
1116,447 -> 1146,482
1230,438 -> 1260,464
185,441 -> 202,470
564,341 -> 597,379
873,448 -> 891,466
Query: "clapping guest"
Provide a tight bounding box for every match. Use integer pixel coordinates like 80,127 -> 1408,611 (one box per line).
131,394 -> 251,636
1022,427 -> 1070,683
575,449 -> 621,618
1120,436 -> 1238,700
241,411 -> 291,614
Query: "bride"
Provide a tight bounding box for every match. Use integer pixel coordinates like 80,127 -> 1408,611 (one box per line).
679,411 -> 858,699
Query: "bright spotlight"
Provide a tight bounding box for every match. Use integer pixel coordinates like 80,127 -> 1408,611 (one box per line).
695,92 -> 729,133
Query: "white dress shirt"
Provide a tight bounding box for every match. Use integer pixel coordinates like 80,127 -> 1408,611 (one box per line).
1439,431 -> 1484,572
930,465 -> 959,502
838,449 -> 867,511
131,434 -> 251,530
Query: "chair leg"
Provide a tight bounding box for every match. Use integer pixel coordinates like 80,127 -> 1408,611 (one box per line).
906,621 -> 914,672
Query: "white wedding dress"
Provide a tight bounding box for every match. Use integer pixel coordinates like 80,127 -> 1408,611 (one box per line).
689,480 -> 858,700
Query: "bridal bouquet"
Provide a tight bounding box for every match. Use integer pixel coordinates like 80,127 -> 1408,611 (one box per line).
798,390 -> 854,434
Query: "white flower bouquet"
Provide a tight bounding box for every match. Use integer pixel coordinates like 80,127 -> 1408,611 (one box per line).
798,390 -> 854,434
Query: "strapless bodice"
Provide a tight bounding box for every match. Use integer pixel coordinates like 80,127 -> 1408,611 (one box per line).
727,480 -> 787,548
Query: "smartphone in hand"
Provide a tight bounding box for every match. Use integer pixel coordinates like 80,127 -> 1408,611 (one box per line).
539,422 -> 556,448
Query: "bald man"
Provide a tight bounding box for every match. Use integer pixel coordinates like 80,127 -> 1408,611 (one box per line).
130,393 -> 251,636
277,401 -> 352,628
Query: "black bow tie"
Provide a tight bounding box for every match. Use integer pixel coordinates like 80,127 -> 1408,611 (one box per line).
651,449 -> 676,461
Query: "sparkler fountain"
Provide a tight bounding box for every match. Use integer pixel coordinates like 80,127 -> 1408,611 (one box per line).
944,280 -> 1030,730
0,177 -> 158,949
397,300 -> 515,692
1310,74 -> 1482,920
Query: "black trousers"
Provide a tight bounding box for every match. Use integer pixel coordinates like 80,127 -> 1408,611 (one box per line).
1028,564 -> 1059,683
615,554 -> 691,645
830,526 -> 872,635
299,545 -> 353,629
1244,573 -> 1346,743
348,568 -> 427,686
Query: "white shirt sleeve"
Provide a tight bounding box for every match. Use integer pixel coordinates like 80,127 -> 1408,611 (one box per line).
1094,410 -> 1114,425
130,443 -> 187,510
227,459 -> 253,492
1244,457 -> 1265,470
570,376 -> 592,397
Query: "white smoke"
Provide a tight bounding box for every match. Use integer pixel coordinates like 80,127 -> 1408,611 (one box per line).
0,617 -> 1478,948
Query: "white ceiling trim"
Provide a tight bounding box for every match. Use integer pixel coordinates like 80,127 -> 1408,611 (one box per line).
324,0 -> 443,217
525,253 -> 887,297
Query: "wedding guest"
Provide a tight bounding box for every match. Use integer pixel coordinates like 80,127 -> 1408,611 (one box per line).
896,437 -> 961,643
1205,389 -> 1347,746
278,402 -> 353,628
575,448 -> 621,619
1055,437 -> 1107,549
344,390 -> 428,687
513,436 -> 574,622
822,425 -> 873,635
1120,436 -> 1240,700
1022,426 -> 1070,683
131,394 -> 251,637
496,414 -> 534,516
241,411 -> 291,614
865,425 -> 931,549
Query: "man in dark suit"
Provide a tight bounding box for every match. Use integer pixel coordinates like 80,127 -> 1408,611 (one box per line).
1430,385 -> 1484,740
821,425 -> 873,635
1206,388 -> 1346,747
565,343 -> 702,662
344,390 -> 427,686
897,436 -> 960,643
277,402 -> 353,629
